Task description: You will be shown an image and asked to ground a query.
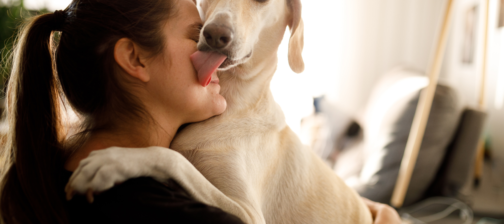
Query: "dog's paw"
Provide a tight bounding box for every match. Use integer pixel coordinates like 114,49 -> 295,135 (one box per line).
65,146 -> 164,202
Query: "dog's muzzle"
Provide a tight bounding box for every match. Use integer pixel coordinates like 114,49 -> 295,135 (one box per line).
199,13 -> 252,70
201,13 -> 234,51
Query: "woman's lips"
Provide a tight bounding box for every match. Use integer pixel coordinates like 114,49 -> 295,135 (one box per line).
210,73 -> 219,84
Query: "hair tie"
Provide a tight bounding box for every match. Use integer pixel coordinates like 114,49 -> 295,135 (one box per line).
53,10 -> 67,31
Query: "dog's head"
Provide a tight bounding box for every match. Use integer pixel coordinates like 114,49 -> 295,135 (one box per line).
197,0 -> 304,74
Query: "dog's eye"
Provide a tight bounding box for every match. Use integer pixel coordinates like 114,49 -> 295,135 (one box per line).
254,0 -> 269,3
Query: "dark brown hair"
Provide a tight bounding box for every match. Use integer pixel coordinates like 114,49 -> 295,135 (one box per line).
0,0 -> 175,223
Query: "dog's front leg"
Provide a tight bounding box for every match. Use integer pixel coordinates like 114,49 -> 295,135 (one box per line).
65,146 -> 256,223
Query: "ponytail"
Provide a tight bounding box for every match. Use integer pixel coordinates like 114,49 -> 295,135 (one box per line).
0,0 -> 175,222
1,12 -> 69,224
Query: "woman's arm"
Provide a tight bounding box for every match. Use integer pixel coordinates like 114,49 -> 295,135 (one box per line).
67,175 -> 244,224
66,146 -> 254,223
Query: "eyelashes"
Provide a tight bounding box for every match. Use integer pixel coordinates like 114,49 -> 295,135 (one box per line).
192,24 -> 203,43
192,35 -> 200,43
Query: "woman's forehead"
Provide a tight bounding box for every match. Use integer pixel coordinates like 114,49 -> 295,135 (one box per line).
165,0 -> 202,32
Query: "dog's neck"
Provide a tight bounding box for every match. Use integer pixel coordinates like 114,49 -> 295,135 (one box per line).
218,22 -> 287,117
218,52 -> 279,116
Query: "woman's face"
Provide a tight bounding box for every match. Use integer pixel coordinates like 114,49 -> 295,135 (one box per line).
144,0 -> 227,124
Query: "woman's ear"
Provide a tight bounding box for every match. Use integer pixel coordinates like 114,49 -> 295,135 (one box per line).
114,38 -> 150,82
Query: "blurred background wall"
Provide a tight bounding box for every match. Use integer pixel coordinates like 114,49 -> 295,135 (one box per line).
273,0 -> 447,134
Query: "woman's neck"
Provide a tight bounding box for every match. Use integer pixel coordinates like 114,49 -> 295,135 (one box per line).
65,117 -> 179,171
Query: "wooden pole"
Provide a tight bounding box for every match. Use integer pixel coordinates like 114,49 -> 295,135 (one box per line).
474,0 -> 491,186
391,0 -> 455,208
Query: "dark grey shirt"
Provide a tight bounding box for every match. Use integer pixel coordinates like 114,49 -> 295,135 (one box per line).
62,170 -> 244,224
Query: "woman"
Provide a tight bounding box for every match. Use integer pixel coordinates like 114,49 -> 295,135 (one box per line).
0,0 -> 401,222
0,0 -> 238,223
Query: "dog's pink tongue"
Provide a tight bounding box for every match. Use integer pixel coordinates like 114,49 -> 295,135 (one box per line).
191,51 -> 227,87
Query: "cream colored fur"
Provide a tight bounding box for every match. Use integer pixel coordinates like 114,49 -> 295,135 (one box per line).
67,0 -> 373,223
170,0 -> 372,222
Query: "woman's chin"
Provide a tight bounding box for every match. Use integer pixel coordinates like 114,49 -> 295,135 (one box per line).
212,94 -> 227,115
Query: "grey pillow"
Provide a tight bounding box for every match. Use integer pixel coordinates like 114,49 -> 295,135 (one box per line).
427,108 -> 486,198
346,69 -> 460,206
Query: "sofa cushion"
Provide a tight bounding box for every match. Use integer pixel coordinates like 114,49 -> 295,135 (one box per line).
343,67 -> 460,206
427,108 -> 486,197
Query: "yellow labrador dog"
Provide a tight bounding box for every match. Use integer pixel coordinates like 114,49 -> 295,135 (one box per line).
67,0 -> 373,223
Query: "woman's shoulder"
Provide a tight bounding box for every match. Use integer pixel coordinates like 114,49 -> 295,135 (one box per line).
63,170 -> 244,224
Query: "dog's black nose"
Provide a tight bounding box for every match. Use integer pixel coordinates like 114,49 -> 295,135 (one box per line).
203,24 -> 233,49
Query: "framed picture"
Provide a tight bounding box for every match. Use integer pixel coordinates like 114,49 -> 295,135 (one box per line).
443,0 -> 486,108
461,5 -> 479,65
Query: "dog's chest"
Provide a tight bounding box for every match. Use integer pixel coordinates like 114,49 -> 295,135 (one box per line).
175,129 -> 283,197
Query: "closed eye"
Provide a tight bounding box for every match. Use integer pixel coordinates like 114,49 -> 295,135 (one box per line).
254,0 -> 269,3
188,22 -> 203,43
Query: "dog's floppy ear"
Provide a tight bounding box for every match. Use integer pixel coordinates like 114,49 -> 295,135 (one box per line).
288,0 -> 304,73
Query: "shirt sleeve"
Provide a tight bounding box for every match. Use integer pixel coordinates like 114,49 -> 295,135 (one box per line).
82,177 -> 245,224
